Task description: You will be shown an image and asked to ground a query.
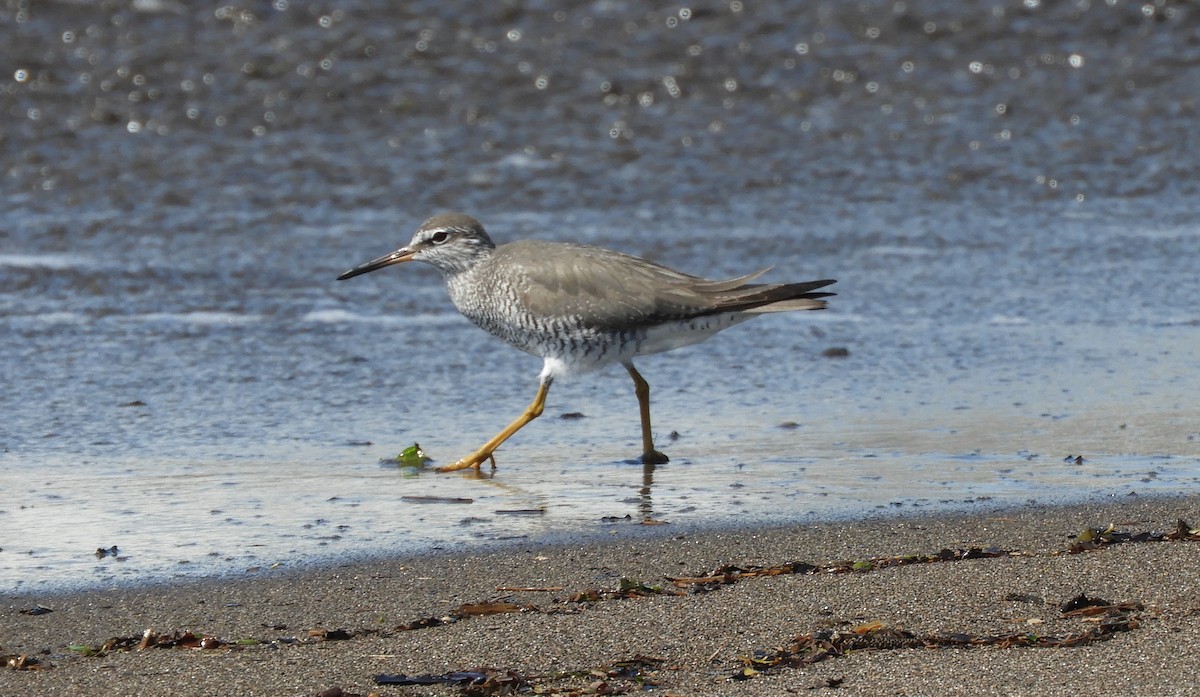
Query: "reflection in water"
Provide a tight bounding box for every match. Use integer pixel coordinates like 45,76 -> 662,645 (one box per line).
640,462 -> 657,521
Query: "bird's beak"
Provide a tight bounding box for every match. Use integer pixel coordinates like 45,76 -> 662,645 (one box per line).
336,248 -> 415,280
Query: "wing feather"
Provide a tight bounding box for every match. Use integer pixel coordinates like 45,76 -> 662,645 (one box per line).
495,240 -> 835,331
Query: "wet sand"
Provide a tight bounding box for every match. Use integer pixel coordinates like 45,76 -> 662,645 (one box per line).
4,495 -> 1199,696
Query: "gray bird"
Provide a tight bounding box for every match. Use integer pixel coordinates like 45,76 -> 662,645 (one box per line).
338,213 -> 835,472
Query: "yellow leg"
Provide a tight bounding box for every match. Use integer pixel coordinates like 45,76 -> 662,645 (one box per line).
624,362 -> 669,465
436,380 -> 551,472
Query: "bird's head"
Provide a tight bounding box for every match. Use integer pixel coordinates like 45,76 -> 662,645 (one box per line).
337,212 -> 496,280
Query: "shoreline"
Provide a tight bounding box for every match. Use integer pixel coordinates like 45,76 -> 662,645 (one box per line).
4,494 -> 1199,696
6,488 -> 1165,599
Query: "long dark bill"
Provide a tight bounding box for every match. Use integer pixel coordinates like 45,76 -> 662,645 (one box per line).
336,248 -> 415,280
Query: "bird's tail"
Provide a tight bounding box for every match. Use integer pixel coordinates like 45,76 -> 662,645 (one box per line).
710,278 -> 837,314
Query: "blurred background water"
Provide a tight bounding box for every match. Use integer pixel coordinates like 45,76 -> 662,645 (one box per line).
2,0 -> 1198,592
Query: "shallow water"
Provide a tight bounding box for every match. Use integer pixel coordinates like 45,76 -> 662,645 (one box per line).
2,1 -> 1198,592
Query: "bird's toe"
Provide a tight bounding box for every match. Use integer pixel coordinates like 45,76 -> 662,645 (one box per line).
435,452 -> 492,472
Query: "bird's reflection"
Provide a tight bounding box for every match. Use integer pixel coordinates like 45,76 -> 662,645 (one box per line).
424,457 -> 662,521
639,461 -> 657,520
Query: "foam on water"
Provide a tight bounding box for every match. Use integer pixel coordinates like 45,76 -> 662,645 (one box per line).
299,309 -> 463,326
113,311 -> 264,326
0,254 -> 89,270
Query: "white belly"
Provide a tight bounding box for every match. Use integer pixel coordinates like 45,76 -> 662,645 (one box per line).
537,312 -> 754,381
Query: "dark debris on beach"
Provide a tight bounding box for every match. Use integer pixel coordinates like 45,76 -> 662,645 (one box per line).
6,518 -> 1198,696
733,599 -> 1144,681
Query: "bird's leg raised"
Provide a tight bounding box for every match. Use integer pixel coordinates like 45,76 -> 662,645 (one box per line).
436,380 -> 551,472
623,362 -> 669,465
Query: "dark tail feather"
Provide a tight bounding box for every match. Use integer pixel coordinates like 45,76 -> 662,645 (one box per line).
707,278 -> 836,314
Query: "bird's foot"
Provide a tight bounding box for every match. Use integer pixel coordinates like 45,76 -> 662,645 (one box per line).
641,449 -> 669,465
434,450 -> 498,473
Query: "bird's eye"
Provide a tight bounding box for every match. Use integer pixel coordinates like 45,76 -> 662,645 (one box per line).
430,231 -> 450,244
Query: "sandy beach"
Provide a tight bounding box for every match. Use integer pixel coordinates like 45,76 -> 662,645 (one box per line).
4,495 -> 1199,696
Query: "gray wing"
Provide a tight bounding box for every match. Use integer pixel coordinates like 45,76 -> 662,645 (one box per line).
497,240 -> 835,331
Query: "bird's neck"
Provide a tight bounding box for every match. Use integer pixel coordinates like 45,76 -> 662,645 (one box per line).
432,245 -> 494,278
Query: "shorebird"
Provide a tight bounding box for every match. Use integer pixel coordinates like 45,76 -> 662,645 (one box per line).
337,213 -> 835,472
